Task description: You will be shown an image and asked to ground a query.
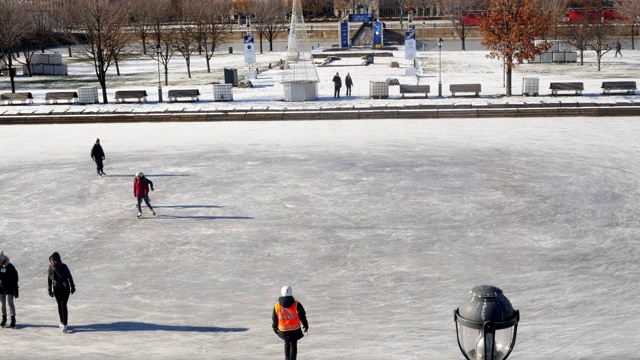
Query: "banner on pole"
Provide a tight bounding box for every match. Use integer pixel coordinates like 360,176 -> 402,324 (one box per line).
244,34 -> 256,64
405,31 -> 416,60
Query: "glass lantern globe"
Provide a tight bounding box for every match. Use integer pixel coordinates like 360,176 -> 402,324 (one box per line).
454,285 -> 520,360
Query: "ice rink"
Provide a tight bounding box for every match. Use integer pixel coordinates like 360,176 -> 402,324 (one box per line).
1,118 -> 639,359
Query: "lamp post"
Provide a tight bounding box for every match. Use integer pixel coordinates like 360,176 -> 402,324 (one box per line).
437,37 -> 443,97
454,285 -> 520,360
155,44 -> 162,102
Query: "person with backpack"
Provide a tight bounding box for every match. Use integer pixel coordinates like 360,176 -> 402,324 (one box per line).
48,252 -> 75,333
0,251 -> 19,329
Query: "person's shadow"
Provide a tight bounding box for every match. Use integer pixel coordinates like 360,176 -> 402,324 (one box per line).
60,321 -> 249,333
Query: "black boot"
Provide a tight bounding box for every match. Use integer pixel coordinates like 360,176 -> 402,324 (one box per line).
9,316 -> 15,328
0,315 -> 5,327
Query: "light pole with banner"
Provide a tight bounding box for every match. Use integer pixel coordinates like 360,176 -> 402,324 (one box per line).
438,37 -> 443,97
155,44 -> 162,102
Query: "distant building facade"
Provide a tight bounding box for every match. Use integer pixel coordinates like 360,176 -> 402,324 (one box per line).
333,1 -> 439,19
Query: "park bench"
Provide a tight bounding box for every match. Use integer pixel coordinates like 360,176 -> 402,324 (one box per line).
601,81 -> 636,95
450,84 -> 481,97
550,82 -> 583,96
115,90 -> 148,103
168,89 -> 200,102
399,84 -> 430,98
45,91 -> 78,104
0,92 -> 34,105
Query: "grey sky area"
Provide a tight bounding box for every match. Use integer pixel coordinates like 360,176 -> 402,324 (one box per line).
0,118 -> 638,358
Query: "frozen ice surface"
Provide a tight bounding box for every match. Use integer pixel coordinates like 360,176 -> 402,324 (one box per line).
1,118 -> 639,358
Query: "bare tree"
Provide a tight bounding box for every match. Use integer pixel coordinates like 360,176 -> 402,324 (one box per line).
52,0 -> 79,57
129,0 -> 166,55
479,0 -> 552,96
560,7 -> 594,65
254,0 -> 288,53
589,16 -> 616,71
15,4 -> 50,78
175,9 -> 198,78
69,0 -> 134,103
537,0 -> 571,40
615,0 -> 640,49
0,0 -> 33,92
188,0 -> 233,73
437,0 -> 486,50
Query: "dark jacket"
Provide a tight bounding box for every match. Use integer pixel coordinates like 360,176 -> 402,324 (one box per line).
134,177 -> 154,197
345,75 -> 353,87
272,296 -> 308,342
0,261 -> 19,294
48,252 -> 75,293
91,144 -> 105,161
332,75 -> 342,89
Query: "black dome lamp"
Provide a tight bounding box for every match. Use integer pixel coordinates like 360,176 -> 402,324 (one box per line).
454,285 -> 520,360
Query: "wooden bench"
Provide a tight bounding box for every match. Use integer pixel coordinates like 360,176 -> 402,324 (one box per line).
1,92 -> 34,105
450,84 -> 481,97
45,91 -> 78,104
168,89 -> 200,102
601,81 -> 636,95
550,82 -> 583,96
115,90 -> 148,103
399,84 -> 430,98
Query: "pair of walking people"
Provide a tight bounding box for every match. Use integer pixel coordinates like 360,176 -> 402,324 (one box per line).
0,251 -> 75,333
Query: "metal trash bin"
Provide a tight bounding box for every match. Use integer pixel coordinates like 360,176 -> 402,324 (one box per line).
213,84 -> 233,102
78,85 -> 100,104
369,81 -> 389,99
522,77 -> 539,96
224,67 -> 238,87
366,54 -> 374,64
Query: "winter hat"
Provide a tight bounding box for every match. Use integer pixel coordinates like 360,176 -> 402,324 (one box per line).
0,251 -> 5,262
96,138 -> 100,143
49,252 -> 61,263
135,171 -> 144,178
281,286 -> 293,297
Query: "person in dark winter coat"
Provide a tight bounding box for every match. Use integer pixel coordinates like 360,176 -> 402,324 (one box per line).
48,252 -> 75,333
133,171 -> 156,218
0,251 -> 19,328
272,286 -> 308,360
345,73 -> 353,96
91,138 -> 106,176
332,72 -> 342,98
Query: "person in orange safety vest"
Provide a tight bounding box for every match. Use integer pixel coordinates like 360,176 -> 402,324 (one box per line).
272,286 -> 308,360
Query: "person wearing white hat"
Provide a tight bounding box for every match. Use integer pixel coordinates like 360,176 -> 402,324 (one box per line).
133,172 -> 156,218
0,251 -> 19,329
272,286 -> 308,360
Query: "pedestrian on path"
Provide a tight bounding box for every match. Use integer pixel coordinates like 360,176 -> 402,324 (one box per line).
48,252 -> 75,333
0,251 -> 19,329
134,172 -> 156,218
345,73 -> 353,96
91,138 -> 106,176
272,286 -> 308,360
332,72 -> 342,98
615,41 -> 623,57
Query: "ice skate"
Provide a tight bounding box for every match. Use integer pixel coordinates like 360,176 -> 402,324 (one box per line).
62,324 -> 68,333
151,209 -> 156,216
137,212 -> 142,218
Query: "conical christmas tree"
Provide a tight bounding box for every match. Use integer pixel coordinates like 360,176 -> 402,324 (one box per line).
281,0 -> 319,101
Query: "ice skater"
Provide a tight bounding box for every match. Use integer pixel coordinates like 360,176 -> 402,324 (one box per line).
134,172 -> 155,218
272,286 -> 308,360
0,251 -> 19,329
91,138 -> 106,176
48,252 -> 75,333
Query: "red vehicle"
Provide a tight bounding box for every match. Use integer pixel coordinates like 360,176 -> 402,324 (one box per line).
460,11 -> 485,26
568,9 -> 631,23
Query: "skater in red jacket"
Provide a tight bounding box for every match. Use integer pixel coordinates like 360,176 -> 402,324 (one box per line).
133,172 -> 155,218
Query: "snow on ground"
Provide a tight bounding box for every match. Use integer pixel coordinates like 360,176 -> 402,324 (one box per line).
1,40 -> 639,116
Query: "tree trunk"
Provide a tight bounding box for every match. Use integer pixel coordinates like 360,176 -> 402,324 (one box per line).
506,66 -> 513,96
164,66 -> 169,86
115,58 -> 121,76
8,58 -> 16,93
68,45 -> 73,58
186,57 -> 191,78
99,72 -> 108,104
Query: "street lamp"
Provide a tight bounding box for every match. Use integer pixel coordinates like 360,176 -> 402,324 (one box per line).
454,285 -> 520,360
437,37 -> 443,97
155,44 -> 162,102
